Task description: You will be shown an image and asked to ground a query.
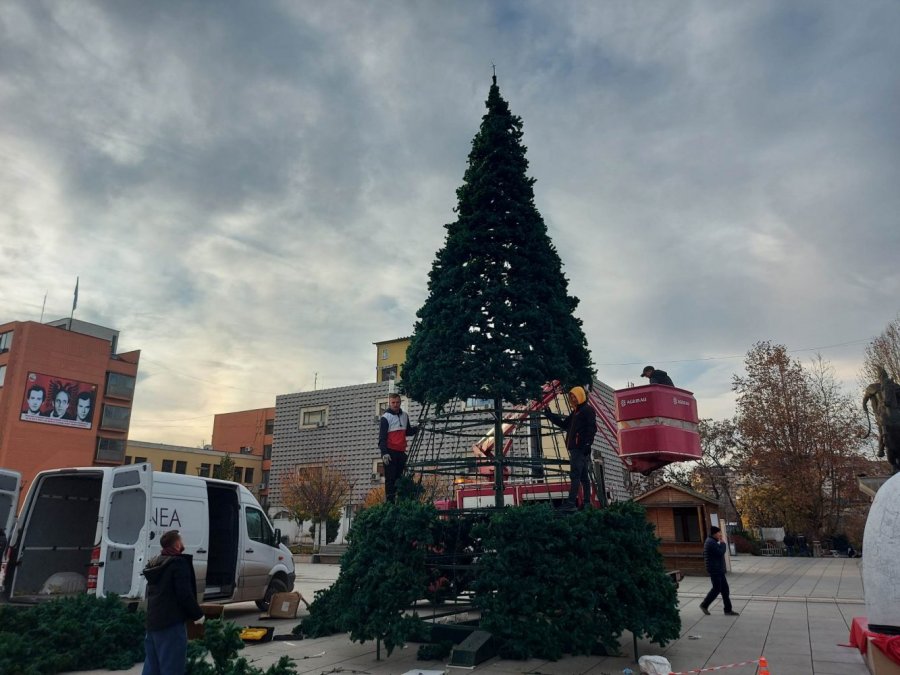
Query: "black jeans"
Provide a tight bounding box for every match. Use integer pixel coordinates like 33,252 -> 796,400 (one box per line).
567,450 -> 591,505
383,450 -> 407,503
701,572 -> 732,612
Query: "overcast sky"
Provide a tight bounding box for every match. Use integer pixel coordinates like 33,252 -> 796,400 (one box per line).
2,1 -> 898,446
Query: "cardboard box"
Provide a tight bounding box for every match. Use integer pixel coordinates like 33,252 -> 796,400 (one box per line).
186,603 -> 225,641
867,637 -> 900,675
267,591 -> 302,619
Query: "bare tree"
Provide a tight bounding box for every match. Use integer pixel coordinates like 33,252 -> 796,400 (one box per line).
861,314 -> 900,384
280,462 -> 353,551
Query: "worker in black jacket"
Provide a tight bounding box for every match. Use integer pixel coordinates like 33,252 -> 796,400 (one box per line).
641,365 -> 674,386
699,526 -> 739,616
544,385 -> 597,511
141,530 -> 204,675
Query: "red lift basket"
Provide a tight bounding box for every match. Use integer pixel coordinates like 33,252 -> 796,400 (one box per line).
614,384 -> 702,474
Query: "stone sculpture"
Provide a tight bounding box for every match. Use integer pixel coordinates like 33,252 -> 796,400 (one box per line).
863,366 -> 900,474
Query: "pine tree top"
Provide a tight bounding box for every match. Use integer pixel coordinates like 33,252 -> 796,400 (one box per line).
402,77 -> 594,407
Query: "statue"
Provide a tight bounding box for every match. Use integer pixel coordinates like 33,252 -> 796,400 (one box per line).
863,366 -> 900,474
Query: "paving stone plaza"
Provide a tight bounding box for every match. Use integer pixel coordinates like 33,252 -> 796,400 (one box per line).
70,555 -> 871,675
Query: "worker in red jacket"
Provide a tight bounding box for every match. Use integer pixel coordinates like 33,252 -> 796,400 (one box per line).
378,392 -> 418,503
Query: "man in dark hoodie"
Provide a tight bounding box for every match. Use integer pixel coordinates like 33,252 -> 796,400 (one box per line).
641,365 -> 674,386
700,526 -> 739,616
142,530 -> 204,675
544,385 -> 597,511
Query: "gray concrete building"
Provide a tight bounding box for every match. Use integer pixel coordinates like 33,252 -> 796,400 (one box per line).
269,379 -> 631,514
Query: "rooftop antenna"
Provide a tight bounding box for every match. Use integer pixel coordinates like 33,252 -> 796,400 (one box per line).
39,292 -> 47,322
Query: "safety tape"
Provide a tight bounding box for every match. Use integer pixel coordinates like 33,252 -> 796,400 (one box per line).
670,657 -> 763,674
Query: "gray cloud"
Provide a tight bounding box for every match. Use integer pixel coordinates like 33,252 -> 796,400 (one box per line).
1,0 -> 898,444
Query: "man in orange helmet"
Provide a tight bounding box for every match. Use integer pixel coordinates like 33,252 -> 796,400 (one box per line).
544,385 -> 597,511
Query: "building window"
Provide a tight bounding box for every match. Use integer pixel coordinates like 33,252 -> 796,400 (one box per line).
199,463 -> 211,478
124,456 -> 132,464
161,459 -> 174,473
175,461 -> 187,474
233,467 -> 243,483
376,398 -> 390,416
466,397 -> 492,410
673,507 -> 702,543
262,470 -> 270,488
0,364 -> 6,387
381,365 -> 397,381
96,438 -> 126,464
264,419 -> 274,435
299,406 -> 328,429
100,404 -> 131,432
263,444 -> 272,459
244,468 -> 254,485
105,372 -> 136,400
0,331 -> 13,352
381,348 -> 389,360
134,456 -> 147,464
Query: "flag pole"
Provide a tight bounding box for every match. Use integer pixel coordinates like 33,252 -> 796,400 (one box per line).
69,276 -> 79,330
40,292 -> 47,323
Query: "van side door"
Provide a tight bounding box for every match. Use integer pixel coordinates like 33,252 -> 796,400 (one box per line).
237,505 -> 275,601
97,464 -> 153,599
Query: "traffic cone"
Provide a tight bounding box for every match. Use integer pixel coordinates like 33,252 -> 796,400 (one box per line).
759,656 -> 770,674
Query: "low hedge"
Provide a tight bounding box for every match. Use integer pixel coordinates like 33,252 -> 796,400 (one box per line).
0,594 -> 145,674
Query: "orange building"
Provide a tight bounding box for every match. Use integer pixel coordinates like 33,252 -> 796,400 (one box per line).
211,407 -> 274,507
0,318 -> 140,499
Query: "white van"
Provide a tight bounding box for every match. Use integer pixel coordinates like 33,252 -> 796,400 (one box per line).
0,464 -> 295,610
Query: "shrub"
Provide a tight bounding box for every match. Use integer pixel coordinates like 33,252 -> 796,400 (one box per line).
0,594 -> 145,674
295,500 -> 437,655
472,501 -> 681,660
731,531 -> 760,555
187,619 -> 297,675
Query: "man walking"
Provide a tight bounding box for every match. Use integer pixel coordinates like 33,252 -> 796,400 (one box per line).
378,393 -> 418,503
544,385 -> 597,511
142,530 -> 204,675
700,526 -> 739,616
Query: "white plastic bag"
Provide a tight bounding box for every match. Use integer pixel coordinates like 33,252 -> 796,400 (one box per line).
638,654 -> 673,675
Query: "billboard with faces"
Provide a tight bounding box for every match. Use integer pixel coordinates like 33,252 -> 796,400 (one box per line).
20,372 -> 98,430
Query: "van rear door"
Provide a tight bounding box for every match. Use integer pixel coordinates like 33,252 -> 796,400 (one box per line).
94,464 -> 153,598
0,468 -> 22,543
0,468 -> 22,591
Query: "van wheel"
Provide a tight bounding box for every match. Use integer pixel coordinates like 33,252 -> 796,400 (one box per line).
256,577 -> 289,611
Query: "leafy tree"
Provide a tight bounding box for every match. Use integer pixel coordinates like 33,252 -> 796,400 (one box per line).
403,76 -> 593,407
280,462 -> 352,551
361,485 -> 385,509
214,455 -> 236,482
733,343 -> 867,538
